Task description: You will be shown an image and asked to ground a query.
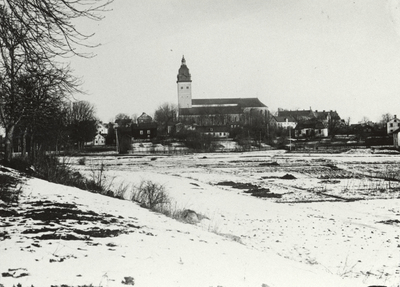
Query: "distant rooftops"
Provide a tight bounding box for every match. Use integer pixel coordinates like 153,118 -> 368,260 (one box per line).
277,109 -> 340,121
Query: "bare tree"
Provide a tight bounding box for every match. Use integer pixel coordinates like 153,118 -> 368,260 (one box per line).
0,0 -> 112,162
115,113 -> 132,127
154,103 -> 177,136
66,101 -> 97,150
14,68 -> 76,159
379,113 -> 393,128
359,116 -> 372,125
0,27 -> 79,162
2,0 -> 113,60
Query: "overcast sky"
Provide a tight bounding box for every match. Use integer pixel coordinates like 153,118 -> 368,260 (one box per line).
71,0 -> 400,124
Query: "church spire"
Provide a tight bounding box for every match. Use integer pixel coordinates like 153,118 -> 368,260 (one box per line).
177,56 -> 192,109
177,55 -> 191,83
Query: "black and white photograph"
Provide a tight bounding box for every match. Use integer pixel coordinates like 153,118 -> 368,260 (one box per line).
1,1 -> 400,286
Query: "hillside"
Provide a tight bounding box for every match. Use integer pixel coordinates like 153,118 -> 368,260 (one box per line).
1,151 -> 400,286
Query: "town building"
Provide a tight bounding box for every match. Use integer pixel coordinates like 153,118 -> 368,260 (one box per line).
176,56 -> 269,136
131,112 -> 158,140
92,121 -> 108,146
271,116 -> 297,129
93,133 -> 106,146
387,115 -> 399,134
276,108 -> 341,138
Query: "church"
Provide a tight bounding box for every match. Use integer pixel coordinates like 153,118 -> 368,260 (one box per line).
176,57 -> 269,137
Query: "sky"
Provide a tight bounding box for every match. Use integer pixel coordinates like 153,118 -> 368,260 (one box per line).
70,0 -> 400,124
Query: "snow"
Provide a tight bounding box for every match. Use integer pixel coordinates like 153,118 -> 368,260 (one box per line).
1,150 -> 400,287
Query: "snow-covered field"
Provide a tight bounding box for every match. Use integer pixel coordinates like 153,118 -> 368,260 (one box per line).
1,150 -> 400,287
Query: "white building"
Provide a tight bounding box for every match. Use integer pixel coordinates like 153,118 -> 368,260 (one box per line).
272,116 -> 297,129
93,133 -> 106,146
96,122 -> 108,135
387,115 -> 400,134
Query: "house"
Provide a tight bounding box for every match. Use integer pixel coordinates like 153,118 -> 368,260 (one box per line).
137,112 -> 153,124
271,116 -> 297,129
277,108 -> 341,138
277,109 -> 315,122
314,110 -> 341,123
131,113 -> 157,140
176,57 -> 269,137
96,122 -> 108,135
194,125 -> 230,138
349,123 -> 375,138
295,118 -> 328,138
93,133 -> 106,146
387,115 -> 400,134
90,122 -> 108,146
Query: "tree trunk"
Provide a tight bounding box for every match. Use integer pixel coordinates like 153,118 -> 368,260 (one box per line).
4,124 -> 15,163
29,134 -> 35,162
22,128 -> 27,158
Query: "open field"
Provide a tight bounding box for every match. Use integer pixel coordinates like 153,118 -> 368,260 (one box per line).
1,149 -> 400,286
71,150 -> 400,286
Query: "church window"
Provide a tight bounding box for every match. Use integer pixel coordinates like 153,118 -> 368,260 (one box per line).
186,87 -> 189,89
181,87 -> 183,89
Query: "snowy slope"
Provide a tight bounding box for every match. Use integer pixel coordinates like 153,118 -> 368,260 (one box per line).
1,151 -> 399,286
0,170 -> 363,287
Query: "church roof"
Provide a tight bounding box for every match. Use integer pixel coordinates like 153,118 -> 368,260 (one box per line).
192,98 -> 266,108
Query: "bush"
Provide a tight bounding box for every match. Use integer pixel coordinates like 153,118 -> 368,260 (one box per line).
33,154 -> 73,184
78,157 -> 86,165
131,180 -> 169,210
8,154 -> 107,195
5,156 -> 34,174
0,173 -> 22,204
175,130 -> 216,152
114,182 -> 130,199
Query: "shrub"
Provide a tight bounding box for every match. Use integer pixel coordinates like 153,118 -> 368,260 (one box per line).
13,154 -> 107,194
32,154 -> 69,183
87,161 -> 116,195
0,173 -> 22,204
131,180 -> 170,210
6,156 -> 34,174
175,129 -> 216,152
78,157 -> 86,165
114,182 -> 130,199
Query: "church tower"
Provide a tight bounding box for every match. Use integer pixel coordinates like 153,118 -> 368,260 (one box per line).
177,56 -> 192,109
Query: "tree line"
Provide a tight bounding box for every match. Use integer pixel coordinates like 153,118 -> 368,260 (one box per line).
0,0 -> 112,163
